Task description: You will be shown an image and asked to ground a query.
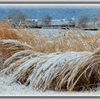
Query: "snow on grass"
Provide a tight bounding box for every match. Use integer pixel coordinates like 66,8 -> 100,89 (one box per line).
1,50 -> 98,96
0,37 -> 100,95
1,43 -> 100,92
1,39 -> 33,49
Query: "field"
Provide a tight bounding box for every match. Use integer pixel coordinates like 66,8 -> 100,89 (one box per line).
0,20 -> 100,96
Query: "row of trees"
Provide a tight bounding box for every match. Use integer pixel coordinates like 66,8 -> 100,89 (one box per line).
6,9 -> 52,25
6,9 -> 92,28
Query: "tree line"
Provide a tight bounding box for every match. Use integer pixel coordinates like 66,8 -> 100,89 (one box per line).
6,9 -> 98,28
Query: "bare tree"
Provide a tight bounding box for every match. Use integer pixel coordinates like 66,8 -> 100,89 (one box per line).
77,16 -> 89,28
7,9 -> 27,24
42,15 -> 52,25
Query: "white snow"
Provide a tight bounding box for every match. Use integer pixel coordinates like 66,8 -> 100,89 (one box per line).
0,76 -> 100,96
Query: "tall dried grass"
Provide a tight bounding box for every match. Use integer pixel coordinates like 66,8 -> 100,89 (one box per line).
0,19 -> 100,53
0,18 -> 100,92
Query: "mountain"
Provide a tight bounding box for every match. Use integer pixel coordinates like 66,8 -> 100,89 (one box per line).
0,5 -> 100,21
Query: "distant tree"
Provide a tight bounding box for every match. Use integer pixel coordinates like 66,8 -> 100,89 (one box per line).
42,15 -> 52,25
77,16 -> 89,28
7,9 -> 27,23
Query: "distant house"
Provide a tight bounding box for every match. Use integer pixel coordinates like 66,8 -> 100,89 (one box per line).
60,19 -> 66,22
51,20 -> 69,25
34,19 -> 39,22
27,19 -> 39,22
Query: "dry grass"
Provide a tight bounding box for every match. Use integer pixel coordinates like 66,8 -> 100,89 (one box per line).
0,19 -> 100,53
0,40 -> 100,92
0,19 -> 100,92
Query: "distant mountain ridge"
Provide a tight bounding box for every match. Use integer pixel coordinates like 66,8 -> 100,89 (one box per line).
0,5 -> 100,21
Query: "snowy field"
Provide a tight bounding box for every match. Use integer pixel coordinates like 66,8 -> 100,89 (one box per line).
25,28 -> 100,35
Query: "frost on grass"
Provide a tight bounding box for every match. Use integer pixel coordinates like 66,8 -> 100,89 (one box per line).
0,39 -> 100,93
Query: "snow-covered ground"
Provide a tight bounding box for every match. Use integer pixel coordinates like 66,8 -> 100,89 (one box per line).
21,28 -> 100,39
26,28 -> 100,34
0,76 -> 100,96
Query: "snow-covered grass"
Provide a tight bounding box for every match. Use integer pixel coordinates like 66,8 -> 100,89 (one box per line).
0,19 -> 100,96
0,39 -> 100,94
